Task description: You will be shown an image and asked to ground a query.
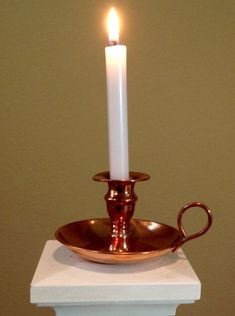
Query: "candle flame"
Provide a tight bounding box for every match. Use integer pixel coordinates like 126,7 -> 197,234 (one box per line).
107,7 -> 119,45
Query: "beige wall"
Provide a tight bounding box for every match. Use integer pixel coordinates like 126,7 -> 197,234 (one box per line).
1,1 -> 234,315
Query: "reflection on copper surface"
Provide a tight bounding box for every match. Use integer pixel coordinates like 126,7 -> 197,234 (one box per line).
55,172 -> 213,264
94,171 -> 150,252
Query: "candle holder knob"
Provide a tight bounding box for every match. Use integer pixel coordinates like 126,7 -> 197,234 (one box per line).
93,171 -> 150,252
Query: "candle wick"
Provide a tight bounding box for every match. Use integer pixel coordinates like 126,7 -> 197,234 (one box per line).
110,40 -> 118,46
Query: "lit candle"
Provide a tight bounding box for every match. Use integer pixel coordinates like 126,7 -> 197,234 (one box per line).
105,7 -> 129,180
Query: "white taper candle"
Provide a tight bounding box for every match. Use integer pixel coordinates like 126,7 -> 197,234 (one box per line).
105,8 -> 129,180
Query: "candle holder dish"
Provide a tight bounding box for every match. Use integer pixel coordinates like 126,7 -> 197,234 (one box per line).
55,172 -> 213,264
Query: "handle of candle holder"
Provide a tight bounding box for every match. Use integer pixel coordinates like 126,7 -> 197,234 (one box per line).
93,171 -> 150,252
173,201 -> 213,251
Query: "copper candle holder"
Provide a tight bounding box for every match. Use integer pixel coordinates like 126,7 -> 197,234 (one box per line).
56,172 -> 212,264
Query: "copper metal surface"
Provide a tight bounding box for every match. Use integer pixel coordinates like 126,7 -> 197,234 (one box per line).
55,172 -> 212,264
55,218 -> 180,263
175,201 -> 213,249
55,202 -> 212,264
93,171 -> 150,252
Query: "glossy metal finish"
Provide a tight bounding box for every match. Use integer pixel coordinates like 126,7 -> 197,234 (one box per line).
55,172 -> 212,264
93,171 -> 150,183
93,171 -> 150,252
55,202 -> 212,264
175,201 -> 213,250
55,218 -> 180,263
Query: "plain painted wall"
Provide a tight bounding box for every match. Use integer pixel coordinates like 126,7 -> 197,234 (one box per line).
1,1 -> 234,315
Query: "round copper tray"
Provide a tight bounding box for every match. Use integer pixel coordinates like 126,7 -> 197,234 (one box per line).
55,203 -> 212,264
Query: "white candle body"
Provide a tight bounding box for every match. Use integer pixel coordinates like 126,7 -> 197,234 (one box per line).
105,45 -> 129,180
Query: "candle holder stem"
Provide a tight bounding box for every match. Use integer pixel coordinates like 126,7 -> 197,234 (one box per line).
93,172 -> 150,252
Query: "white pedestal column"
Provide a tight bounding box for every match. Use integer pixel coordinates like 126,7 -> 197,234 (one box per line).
30,241 -> 201,316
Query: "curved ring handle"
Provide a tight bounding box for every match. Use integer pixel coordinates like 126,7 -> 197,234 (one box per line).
174,202 -> 213,251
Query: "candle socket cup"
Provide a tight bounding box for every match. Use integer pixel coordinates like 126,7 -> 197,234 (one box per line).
93,171 -> 150,252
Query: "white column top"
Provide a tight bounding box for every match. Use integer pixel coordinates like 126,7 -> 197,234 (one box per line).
30,240 -> 200,304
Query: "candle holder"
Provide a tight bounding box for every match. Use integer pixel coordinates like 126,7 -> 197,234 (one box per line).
55,172 -> 213,264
